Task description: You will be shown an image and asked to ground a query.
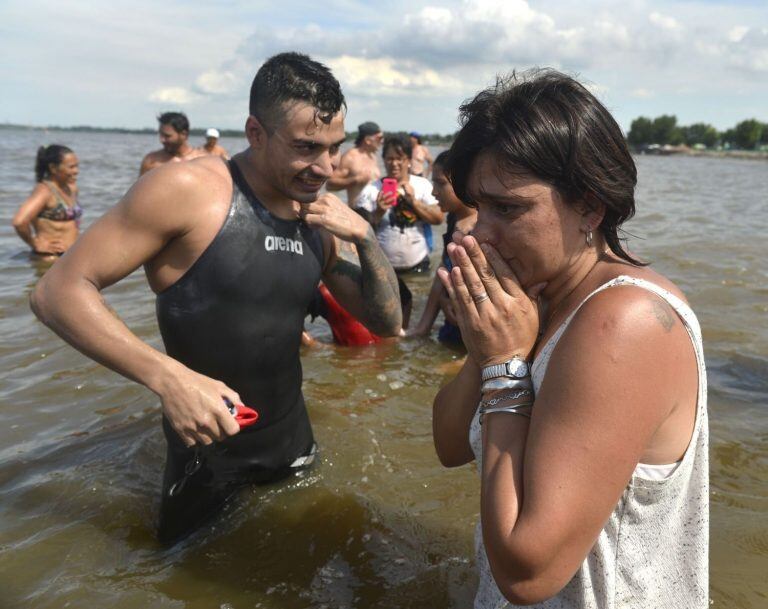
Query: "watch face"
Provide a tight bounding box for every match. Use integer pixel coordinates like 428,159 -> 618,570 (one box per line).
506,359 -> 529,378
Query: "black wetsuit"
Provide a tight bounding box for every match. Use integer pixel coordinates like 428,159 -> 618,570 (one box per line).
154,160 -> 324,542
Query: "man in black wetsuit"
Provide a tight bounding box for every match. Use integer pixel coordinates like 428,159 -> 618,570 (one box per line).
31,52 -> 402,543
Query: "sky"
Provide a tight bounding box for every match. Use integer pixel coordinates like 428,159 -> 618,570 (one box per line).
1,0 -> 766,135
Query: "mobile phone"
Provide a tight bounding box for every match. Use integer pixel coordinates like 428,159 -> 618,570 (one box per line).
381,178 -> 398,206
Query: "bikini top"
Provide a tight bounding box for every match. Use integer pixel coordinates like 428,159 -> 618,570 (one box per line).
38,182 -> 83,223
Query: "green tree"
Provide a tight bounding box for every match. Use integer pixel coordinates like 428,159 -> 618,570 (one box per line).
732,119 -> 763,149
683,123 -> 719,148
628,116 -> 654,146
760,123 -> 768,145
652,115 -> 681,145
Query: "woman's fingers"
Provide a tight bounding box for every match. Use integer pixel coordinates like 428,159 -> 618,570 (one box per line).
437,265 -> 474,323
459,235 -> 504,300
447,240 -> 497,309
479,242 -> 526,298
436,267 -> 455,301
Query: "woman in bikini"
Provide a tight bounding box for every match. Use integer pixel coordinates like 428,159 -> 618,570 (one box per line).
13,144 -> 82,257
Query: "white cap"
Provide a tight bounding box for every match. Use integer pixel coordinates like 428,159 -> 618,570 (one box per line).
205,128 -> 220,138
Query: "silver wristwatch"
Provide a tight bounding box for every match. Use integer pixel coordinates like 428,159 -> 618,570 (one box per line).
481,357 -> 531,381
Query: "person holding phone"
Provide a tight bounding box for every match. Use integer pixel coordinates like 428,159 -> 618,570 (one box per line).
354,134 -> 443,327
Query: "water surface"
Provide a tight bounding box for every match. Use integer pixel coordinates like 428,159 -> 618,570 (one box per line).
0,131 -> 765,608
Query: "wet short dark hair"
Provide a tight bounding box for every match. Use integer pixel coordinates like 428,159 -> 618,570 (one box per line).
249,52 -> 346,133
157,112 -> 190,134
445,69 -> 643,266
35,144 -> 74,182
382,134 -> 412,159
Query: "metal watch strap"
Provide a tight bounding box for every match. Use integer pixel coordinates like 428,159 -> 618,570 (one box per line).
481,362 -> 508,381
481,357 -> 530,382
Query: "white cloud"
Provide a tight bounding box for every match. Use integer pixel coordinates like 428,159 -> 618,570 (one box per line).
728,26 -> 749,43
326,56 -> 463,97
149,87 -> 200,105
630,88 -> 654,99
649,12 -> 681,32
194,71 -> 240,95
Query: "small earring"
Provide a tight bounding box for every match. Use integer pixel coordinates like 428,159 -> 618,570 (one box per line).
586,230 -> 593,247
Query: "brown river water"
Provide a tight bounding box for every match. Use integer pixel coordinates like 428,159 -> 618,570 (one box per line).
0,130 -> 766,608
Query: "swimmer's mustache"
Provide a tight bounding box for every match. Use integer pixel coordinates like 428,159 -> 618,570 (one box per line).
297,170 -> 328,182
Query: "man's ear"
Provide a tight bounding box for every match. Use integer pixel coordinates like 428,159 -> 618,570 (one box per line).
245,115 -> 268,149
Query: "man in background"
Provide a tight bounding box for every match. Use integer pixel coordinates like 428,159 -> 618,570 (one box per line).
139,111 -> 206,175
202,128 -> 229,159
409,131 -> 433,178
326,121 -> 383,205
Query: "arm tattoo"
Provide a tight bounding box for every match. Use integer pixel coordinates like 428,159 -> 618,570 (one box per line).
330,258 -> 362,283
330,227 -> 402,335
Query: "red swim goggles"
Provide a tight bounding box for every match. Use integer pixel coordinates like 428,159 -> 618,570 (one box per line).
224,398 -> 259,428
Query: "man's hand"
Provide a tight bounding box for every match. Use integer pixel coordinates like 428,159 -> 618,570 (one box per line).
156,362 -> 242,447
300,193 -> 371,243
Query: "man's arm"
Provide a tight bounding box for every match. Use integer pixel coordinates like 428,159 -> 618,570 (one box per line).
407,271 -> 444,336
139,153 -> 156,176
300,193 -> 402,336
423,146 -> 434,176
31,162 -> 241,446
326,152 -> 360,191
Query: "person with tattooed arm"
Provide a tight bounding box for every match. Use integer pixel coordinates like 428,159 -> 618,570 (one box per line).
31,52 -> 402,543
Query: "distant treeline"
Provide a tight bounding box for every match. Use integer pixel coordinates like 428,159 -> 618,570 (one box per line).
0,123 -> 245,138
627,116 -> 768,150
0,122 -> 457,145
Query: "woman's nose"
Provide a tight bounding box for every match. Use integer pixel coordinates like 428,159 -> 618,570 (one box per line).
470,214 -> 494,244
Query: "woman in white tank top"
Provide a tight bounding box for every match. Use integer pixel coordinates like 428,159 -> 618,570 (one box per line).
432,70 -> 708,609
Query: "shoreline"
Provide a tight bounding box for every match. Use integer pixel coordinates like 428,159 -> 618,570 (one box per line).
4,123 -> 765,161
636,149 -> 768,161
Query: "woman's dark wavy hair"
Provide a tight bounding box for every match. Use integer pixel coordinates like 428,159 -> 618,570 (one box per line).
433,150 -> 450,169
35,144 -> 73,182
249,52 -> 346,133
445,68 -> 644,266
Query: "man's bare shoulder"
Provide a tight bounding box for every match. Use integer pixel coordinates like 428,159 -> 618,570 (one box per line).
344,146 -> 376,168
185,147 -> 209,161
342,146 -> 364,162
142,149 -> 171,164
127,155 -> 232,221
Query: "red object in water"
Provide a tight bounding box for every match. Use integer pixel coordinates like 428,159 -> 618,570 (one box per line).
319,284 -> 381,346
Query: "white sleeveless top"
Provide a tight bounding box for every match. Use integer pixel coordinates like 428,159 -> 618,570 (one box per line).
469,276 -> 709,609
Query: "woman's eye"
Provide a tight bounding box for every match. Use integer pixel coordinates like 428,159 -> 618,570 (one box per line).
493,204 -> 516,216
